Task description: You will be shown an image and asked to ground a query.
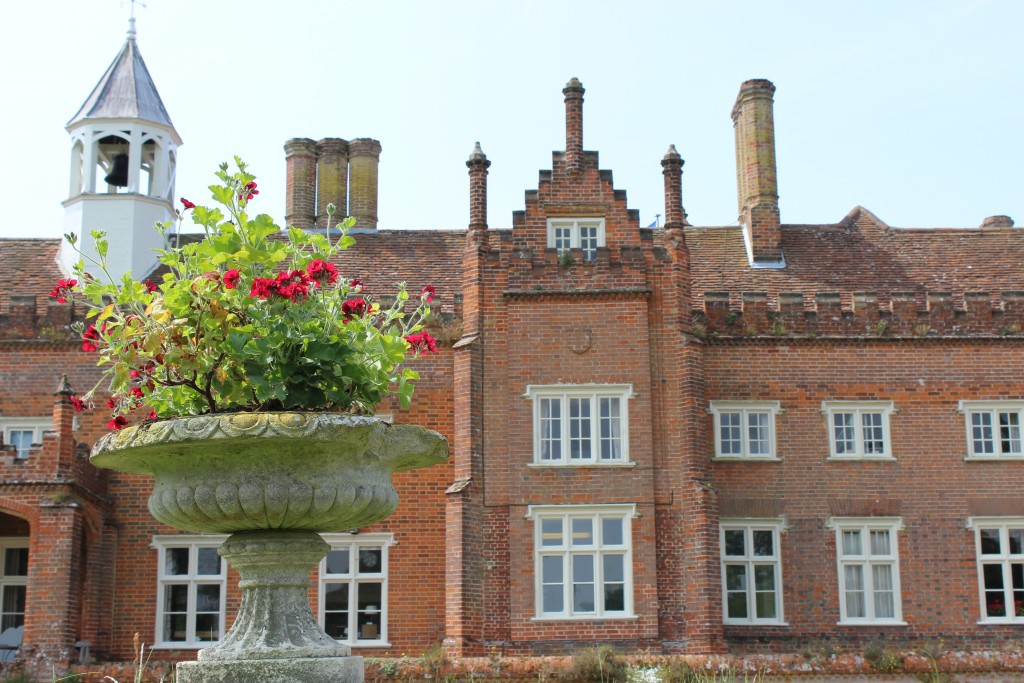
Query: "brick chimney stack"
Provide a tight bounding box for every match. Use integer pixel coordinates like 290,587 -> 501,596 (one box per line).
316,138 -> 349,228
732,79 -> 782,264
348,138 -> 382,230
661,144 -> 688,230
563,77 -> 585,176
284,138 -> 318,231
466,142 -> 491,231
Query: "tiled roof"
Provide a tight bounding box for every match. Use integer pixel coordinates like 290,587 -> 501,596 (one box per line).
0,239 -> 65,315
686,207 -> 1024,302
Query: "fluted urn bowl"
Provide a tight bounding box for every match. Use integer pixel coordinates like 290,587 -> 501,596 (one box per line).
91,412 -> 449,534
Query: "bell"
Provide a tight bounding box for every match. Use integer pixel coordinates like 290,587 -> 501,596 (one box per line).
104,154 -> 129,187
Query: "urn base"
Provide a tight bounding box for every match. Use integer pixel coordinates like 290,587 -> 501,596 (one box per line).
177,655 -> 364,683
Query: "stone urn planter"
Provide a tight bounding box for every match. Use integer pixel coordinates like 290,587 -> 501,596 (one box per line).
91,412 -> 448,683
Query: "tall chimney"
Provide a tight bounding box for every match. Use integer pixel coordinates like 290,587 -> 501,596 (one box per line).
466,142 -> 490,231
284,138 -> 318,231
732,79 -> 782,264
661,144 -> 688,230
563,77 -> 585,176
316,138 -> 349,228
348,138 -> 381,230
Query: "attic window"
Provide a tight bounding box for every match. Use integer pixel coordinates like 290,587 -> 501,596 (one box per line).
547,218 -> 605,262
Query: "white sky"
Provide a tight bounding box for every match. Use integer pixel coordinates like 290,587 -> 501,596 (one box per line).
0,0 -> 1021,239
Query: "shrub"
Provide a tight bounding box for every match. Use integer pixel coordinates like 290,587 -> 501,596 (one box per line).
564,645 -> 628,683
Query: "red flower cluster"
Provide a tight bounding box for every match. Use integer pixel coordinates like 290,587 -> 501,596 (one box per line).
342,298 -> 367,321
70,395 -> 86,413
81,323 -> 106,352
421,284 -> 435,303
223,269 -> 241,290
239,181 -> 259,201
180,197 -> 196,210
405,332 -> 439,353
107,416 -> 127,431
50,278 -> 78,304
250,270 -> 312,301
144,279 -> 158,294
307,259 -> 338,286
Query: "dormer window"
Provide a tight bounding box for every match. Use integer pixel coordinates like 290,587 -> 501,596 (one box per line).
547,218 -> 605,262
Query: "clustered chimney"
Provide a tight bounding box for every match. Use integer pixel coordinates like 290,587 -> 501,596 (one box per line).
466,142 -> 490,231
661,144 -> 688,230
563,77 -> 585,176
284,136 -> 381,231
732,79 -> 782,264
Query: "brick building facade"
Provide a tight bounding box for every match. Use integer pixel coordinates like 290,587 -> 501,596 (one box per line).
0,29 -> 1021,668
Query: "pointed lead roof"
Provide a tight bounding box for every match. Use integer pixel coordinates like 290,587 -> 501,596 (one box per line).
67,18 -> 174,128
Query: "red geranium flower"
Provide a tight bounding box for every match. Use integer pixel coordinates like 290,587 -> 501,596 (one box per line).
342,298 -> 367,320
307,259 -> 338,286
70,395 -> 86,413
349,279 -> 364,293
144,279 -> 158,293
106,397 -> 118,409
107,416 -> 127,431
420,284 -> 436,303
147,410 -> 157,420
50,278 -> 78,304
239,181 -> 259,201
180,198 -> 196,210
224,269 -> 241,290
405,332 -> 439,353
81,323 -> 104,352
250,277 -> 275,300
129,387 -> 144,400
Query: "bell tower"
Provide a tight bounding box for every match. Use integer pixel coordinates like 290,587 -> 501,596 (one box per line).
61,16 -> 181,282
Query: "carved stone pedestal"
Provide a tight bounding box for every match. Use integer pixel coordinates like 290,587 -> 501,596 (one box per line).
176,530 -> 362,683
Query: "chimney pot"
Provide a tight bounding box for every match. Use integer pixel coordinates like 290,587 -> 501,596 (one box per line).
661,145 -> 688,229
284,138 -> 318,231
316,138 -> 350,228
562,78 -> 585,176
348,138 -> 382,231
467,142 -> 491,231
732,78 -> 782,264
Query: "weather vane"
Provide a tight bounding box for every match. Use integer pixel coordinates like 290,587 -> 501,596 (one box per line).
123,0 -> 147,20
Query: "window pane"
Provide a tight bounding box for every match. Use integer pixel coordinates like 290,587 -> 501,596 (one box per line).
603,554 -> 624,583
166,548 -> 189,575
324,582 -> 349,611
604,583 -> 625,612
725,564 -> 747,591
573,583 -> 595,612
357,582 -> 382,611
1000,412 -> 1022,455
984,563 -> 1005,590
724,530 -> 746,557
726,592 -> 748,619
571,518 -> 594,546
1010,529 -> 1024,556
195,584 -> 220,612
580,225 -> 598,262
194,613 -> 219,641
325,548 -> 351,574
870,530 -> 891,556
358,548 -> 383,573
324,611 -> 349,640
542,555 -> 563,584
1,586 -> 25,616
196,547 -> 221,576
981,529 -> 1001,555
541,518 -> 563,547
747,413 -> 770,455
165,584 -> 188,612
542,585 -> 563,613
844,565 -> 865,618
164,614 -> 187,642
569,398 -> 591,460
357,608 -> 382,641
861,412 -> 885,454
833,413 -> 855,454
720,413 -> 742,455
8,431 -> 33,459
602,518 -> 624,546
540,398 -> 562,461
972,412 -> 995,454
752,530 -> 773,557
573,554 -> 595,583
842,530 -> 862,556
4,548 -> 27,577
599,398 -> 622,461
753,564 -> 775,591
755,590 -> 776,619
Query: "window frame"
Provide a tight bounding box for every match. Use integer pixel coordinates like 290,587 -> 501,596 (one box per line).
959,401 -> 1024,460
152,535 -> 228,649
827,517 -> 905,625
719,519 -> 786,625
822,401 -> 895,460
317,533 -> 393,647
525,384 -> 634,467
526,504 -> 637,620
546,218 -> 606,262
0,537 -> 29,632
710,401 -> 782,460
1,418 -> 51,460
967,517 -> 1024,624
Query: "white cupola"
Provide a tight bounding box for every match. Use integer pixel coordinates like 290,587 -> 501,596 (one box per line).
61,17 -> 181,282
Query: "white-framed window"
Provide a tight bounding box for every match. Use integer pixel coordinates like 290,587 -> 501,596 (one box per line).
153,535 -> 228,648
1,419 -> 50,460
967,517 -> 1024,623
547,218 -> 606,262
959,401 -> 1024,459
525,385 -> 633,466
0,538 -> 28,631
720,520 -> 785,624
527,504 -> 636,619
827,517 -> 904,624
822,401 -> 895,459
318,533 -> 392,646
710,401 -> 781,460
